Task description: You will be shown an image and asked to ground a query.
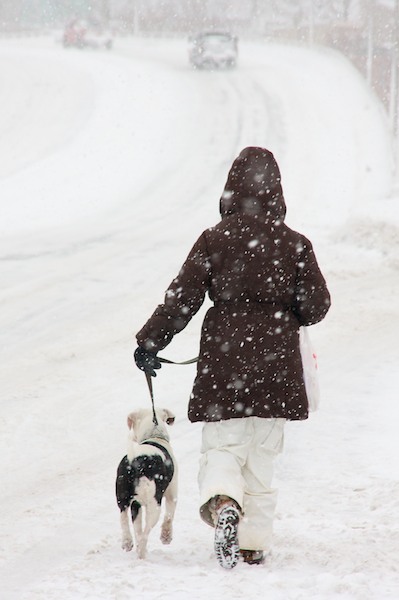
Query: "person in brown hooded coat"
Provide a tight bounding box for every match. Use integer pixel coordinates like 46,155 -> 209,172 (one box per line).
134,147 -> 331,568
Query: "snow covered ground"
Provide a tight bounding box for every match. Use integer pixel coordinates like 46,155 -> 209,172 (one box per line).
0,35 -> 398,600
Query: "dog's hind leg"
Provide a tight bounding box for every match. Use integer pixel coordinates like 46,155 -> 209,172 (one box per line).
136,501 -> 161,559
132,501 -> 146,558
161,480 -> 177,544
120,508 -> 133,551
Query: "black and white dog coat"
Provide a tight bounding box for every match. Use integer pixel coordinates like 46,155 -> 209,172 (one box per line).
116,441 -> 174,519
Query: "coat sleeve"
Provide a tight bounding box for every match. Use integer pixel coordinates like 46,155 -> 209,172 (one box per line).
292,236 -> 331,326
136,232 -> 211,352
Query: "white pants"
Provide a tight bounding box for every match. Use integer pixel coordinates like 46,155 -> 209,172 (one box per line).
198,416 -> 285,551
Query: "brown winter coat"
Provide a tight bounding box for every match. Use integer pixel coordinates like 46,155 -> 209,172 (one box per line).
136,147 -> 331,422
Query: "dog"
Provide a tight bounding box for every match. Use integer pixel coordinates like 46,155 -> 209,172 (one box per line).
116,408 -> 178,559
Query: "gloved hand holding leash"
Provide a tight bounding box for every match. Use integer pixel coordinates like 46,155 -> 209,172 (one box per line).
134,346 -> 162,377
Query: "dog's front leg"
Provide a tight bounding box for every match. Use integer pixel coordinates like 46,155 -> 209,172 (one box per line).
161,479 -> 178,545
120,509 -> 133,551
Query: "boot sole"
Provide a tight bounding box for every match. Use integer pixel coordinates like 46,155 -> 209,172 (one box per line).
214,506 -> 240,569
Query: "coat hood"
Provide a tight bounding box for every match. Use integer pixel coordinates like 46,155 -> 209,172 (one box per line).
219,147 -> 286,221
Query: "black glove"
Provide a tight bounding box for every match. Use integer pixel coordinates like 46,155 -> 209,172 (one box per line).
134,346 -> 161,377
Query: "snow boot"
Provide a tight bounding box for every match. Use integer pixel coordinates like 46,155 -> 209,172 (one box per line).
214,505 -> 240,569
240,549 -> 265,565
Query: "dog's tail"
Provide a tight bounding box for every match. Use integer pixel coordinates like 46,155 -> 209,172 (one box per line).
137,477 -> 156,506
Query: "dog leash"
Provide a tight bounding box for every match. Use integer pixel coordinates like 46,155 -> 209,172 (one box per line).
145,355 -> 198,426
158,356 -> 198,366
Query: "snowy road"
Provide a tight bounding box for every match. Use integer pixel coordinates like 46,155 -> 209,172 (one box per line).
0,36 -> 398,599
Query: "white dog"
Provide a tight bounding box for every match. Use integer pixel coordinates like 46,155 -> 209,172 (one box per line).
116,408 -> 178,559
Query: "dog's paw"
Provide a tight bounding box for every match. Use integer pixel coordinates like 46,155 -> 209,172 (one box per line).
136,542 -> 147,559
121,537 -> 134,552
160,527 -> 173,545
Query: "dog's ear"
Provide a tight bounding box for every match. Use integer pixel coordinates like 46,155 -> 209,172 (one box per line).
161,408 -> 175,426
127,412 -> 138,430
